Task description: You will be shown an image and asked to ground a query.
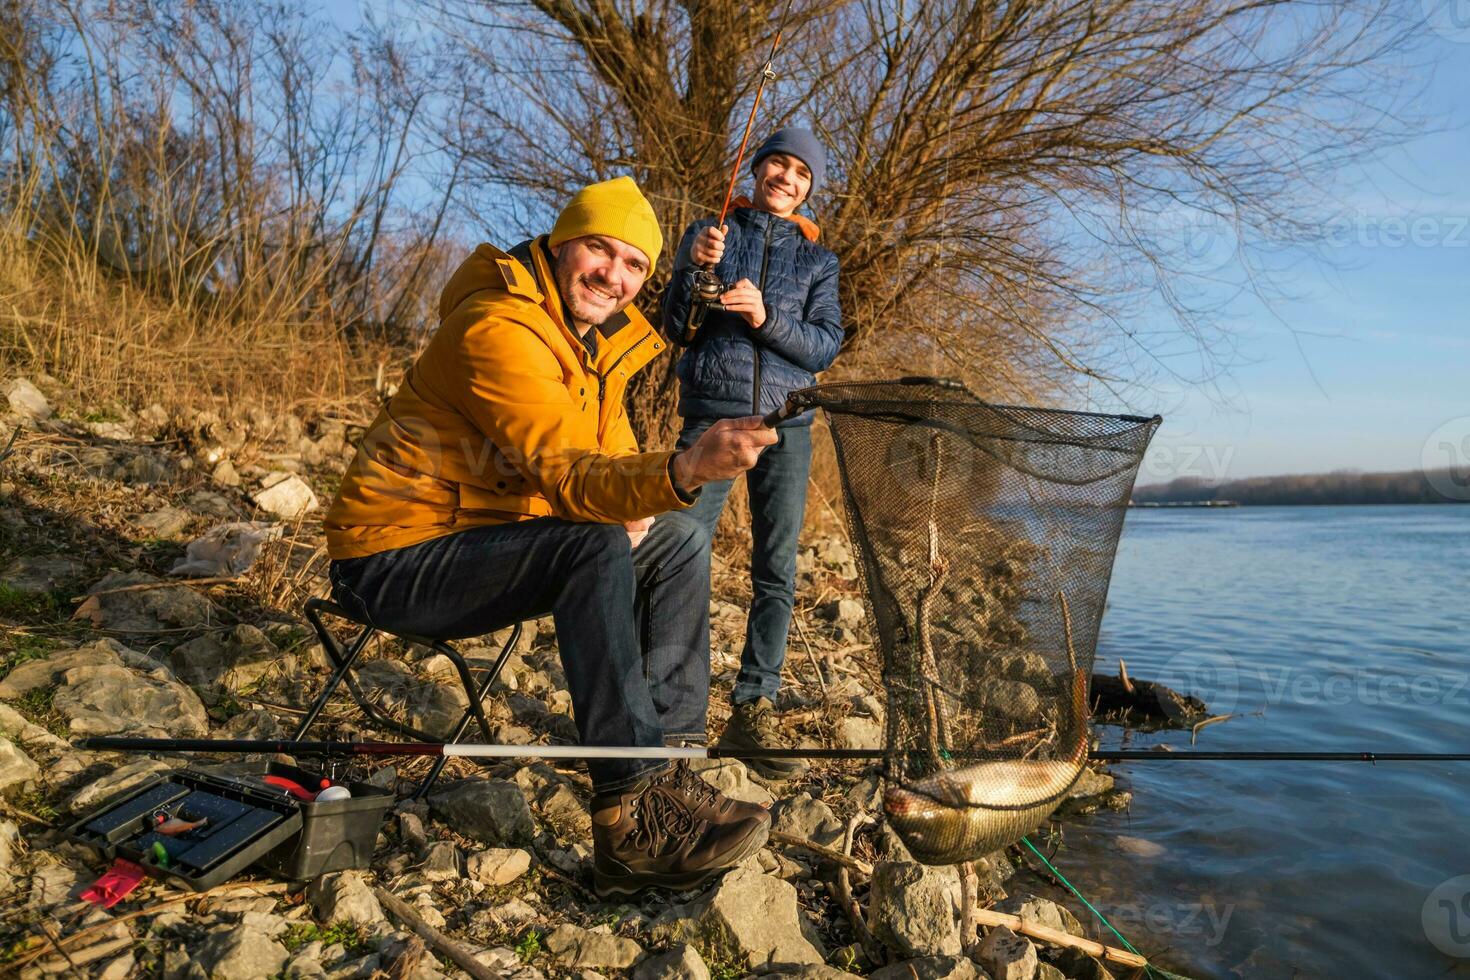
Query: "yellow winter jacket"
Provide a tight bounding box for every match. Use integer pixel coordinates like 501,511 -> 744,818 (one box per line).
325,236 -> 685,559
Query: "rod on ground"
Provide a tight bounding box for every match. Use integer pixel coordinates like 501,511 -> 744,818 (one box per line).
75,737 -> 1470,763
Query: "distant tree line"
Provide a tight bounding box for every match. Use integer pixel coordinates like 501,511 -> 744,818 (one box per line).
1133,470 -> 1469,506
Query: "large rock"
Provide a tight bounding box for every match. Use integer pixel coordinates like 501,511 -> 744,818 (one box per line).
870,956 -> 981,980
869,861 -> 962,958
995,895 -> 1084,938
1041,948 -> 1115,980
166,624 -> 283,704
52,664 -> 209,738
192,925 -> 289,978
838,715 -> 883,750
4,378 -> 51,420
653,864 -> 825,969
633,943 -> 709,980
0,740 -> 39,792
68,759 -> 173,813
0,819 -> 20,877
467,847 -> 532,885
252,472 -> 320,519
357,660 -> 469,740
0,703 -> 67,757
771,793 -> 843,850
429,779 -> 535,846
545,924 -> 644,970
134,506 -> 191,539
0,555 -> 83,593
0,638 -> 169,699
308,870 -> 384,927
975,680 -> 1042,725
219,707 -> 285,740
819,598 -> 865,628
75,572 -> 218,632
537,783 -> 592,838
688,758 -> 774,807
977,926 -> 1037,980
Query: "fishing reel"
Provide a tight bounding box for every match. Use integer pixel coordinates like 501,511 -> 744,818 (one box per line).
682,267 -> 732,343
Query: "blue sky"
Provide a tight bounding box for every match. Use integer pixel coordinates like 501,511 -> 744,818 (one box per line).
1125,24 -> 1470,485
329,2 -> 1466,483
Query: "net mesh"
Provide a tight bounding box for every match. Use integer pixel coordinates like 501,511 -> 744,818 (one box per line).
788,378 -> 1160,864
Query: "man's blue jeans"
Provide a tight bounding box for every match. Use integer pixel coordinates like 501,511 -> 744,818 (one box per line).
327,513 -> 712,794
676,418 -> 811,705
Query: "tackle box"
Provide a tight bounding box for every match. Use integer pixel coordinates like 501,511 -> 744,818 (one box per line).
67,761 -> 392,888
199,760 -> 393,880
66,767 -> 303,891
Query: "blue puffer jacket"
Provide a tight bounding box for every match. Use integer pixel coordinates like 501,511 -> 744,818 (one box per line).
662,206 -> 843,426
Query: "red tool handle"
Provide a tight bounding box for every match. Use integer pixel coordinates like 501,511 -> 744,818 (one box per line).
264,775 -> 319,801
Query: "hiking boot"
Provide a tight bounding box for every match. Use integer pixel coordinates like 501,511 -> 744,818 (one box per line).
591,769 -> 770,897
652,760 -> 771,825
717,697 -> 809,780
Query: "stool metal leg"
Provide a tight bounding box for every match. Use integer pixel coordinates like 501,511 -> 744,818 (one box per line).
412,623 -> 522,799
300,598 -> 526,799
298,600 -> 378,741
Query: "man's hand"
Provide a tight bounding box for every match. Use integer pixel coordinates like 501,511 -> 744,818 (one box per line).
625,516 -> 654,550
720,278 -> 766,329
672,417 -> 778,492
691,224 -> 727,267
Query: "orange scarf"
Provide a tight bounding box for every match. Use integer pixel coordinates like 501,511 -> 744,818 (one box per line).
733,195 -> 821,242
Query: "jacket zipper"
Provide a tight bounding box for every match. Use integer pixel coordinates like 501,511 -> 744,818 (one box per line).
752,216 -> 775,414
594,331 -> 651,408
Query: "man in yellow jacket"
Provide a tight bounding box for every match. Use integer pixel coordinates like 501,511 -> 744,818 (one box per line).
325,177 -> 777,896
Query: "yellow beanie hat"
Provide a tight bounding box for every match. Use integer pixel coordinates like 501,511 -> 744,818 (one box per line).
549,176 -> 663,269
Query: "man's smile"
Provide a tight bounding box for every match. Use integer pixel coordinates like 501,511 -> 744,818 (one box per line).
579,277 -> 619,303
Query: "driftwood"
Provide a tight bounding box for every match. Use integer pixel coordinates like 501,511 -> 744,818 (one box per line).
9,880 -> 289,973
831,811 -> 882,965
373,886 -> 501,980
1089,667 -> 1207,729
21,936 -> 133,978
767,828 -> 874,877
973,907 -> 1149,969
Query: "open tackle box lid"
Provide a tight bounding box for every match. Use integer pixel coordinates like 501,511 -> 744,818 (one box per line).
66,766 -> 303,891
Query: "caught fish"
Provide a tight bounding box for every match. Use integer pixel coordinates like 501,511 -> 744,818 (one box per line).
884,631 -> 1090,865
154,815 -> 209,836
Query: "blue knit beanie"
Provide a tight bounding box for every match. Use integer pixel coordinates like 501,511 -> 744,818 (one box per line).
750,127 -> 826,196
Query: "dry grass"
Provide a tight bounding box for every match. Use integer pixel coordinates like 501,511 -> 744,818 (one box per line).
0,238 -> 388,419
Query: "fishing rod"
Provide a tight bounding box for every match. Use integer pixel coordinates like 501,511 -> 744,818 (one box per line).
683,0 -> 797,346
77,737 -> 1470,764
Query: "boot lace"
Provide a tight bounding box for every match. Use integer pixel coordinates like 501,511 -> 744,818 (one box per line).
743,700 -> 780,745
629,782 -> 699,856
654,760 -> 720,809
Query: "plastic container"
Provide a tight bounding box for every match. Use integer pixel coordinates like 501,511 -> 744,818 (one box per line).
201,760 -> 394,880
66,768 -> 303,891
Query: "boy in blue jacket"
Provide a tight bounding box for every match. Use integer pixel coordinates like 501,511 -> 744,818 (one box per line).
662,127 -> 844,778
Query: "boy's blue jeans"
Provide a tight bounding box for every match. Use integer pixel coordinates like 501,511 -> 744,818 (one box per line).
676,418 -> 812,705
328,513 -> 711,793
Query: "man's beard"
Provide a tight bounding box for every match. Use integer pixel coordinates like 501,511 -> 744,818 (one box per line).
554,262 -> 621,328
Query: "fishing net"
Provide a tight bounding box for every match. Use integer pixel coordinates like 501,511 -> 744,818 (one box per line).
786,378 -> 1160,864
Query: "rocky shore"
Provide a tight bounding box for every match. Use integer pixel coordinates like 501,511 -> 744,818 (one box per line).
1,375 -> 1144,980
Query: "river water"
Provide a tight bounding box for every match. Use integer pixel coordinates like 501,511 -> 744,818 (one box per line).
1053,504 -> 1470,978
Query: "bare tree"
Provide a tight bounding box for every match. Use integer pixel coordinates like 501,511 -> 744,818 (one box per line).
0,0 -> 473,406
435,0 -> 1421,443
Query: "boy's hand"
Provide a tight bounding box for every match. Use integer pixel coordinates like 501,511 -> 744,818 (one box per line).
672,417 -> 779,491
692,224 -> 727,267
720,279 -> 766,329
